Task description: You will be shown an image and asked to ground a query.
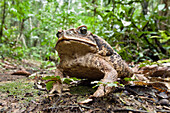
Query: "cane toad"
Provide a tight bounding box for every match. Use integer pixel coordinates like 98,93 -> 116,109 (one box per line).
55,25 -> 133,97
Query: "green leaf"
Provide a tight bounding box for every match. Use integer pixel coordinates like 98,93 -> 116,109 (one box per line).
158,59 -> 170,63
91,81 -> 100,84
92,85 -> 98,89
63,78 -> 73,84
28,14 -> 34,17
70,77 -> 81,81
121,20 -> 131,26
158,4 -> 165,11
55,76 -> 61,80
107,83 -> 118,87
113,81 -> 118,84
119,84 -> 125,87
124,77 -> 137,81
46,81 -> 55,90
150,36 -> 160,39
124,77 -> 132,81
42,76 -> 61,81
42,76 -> 53,80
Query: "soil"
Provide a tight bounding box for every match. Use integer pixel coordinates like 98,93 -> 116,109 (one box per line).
0,58 -> 169,113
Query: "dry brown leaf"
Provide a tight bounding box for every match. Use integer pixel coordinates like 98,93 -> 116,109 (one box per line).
78,98 -> 93,104
11,70 -> 31,76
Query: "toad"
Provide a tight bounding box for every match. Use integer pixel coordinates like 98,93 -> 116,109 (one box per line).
55,25 -> 133,97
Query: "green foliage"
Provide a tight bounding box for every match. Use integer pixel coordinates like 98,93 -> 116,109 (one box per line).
40,61 -> 56,69
42,75 -> 125,92
91,81 -> 124,89
42,76 -> 61,91
42,75 -> 61,81
42,75 -> 81,91
63,77 -> 81,84
139,58 -> 170,68
124,77 -> 138,82
46,81 -> 55,91
150,30 -> 170,43
0,0 -> 169,62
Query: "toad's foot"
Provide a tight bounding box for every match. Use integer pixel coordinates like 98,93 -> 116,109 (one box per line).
92,84 -> 113,97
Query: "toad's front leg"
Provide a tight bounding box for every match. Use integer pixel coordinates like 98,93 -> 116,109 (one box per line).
92,59 -> 118,97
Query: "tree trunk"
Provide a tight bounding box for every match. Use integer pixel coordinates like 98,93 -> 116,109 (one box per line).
141,0 -> 148,15
0,0 -> 6,42
17,19 -> 27,48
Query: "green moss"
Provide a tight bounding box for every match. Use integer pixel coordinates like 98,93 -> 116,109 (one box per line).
0,78 -> 45,102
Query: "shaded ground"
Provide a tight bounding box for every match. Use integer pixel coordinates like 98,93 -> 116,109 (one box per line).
0,58 -> 169,113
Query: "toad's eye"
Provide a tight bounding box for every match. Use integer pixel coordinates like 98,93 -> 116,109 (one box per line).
79,26 -> 87,35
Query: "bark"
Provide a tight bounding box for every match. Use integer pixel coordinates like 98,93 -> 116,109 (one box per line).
17,19 -> 27,48
17,19 -> 25,40
0,0 -> 6,41
112,0 -> 115,12
92,0 -> 97,16
141,0 -> 148,15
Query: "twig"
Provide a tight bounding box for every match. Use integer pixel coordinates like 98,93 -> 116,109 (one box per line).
113,108 -> 148,113
161,22 -> 170,28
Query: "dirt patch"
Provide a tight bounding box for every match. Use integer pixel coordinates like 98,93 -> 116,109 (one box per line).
0,74 -> 26,82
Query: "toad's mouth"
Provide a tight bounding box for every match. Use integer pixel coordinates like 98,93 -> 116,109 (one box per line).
55,35 -> 97,49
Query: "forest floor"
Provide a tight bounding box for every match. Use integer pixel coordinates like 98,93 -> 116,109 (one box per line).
0,58 -> 169,113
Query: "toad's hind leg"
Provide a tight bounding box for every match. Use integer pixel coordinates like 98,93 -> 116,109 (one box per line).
92,62 -> 118,97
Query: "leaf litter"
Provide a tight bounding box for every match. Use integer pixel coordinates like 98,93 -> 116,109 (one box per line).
0,58 -> 169,112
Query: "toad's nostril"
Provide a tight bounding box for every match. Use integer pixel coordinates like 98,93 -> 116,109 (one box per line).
56,30 -> 63,38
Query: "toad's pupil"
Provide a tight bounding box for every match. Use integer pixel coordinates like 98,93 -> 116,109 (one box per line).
80,27 -> 87,34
